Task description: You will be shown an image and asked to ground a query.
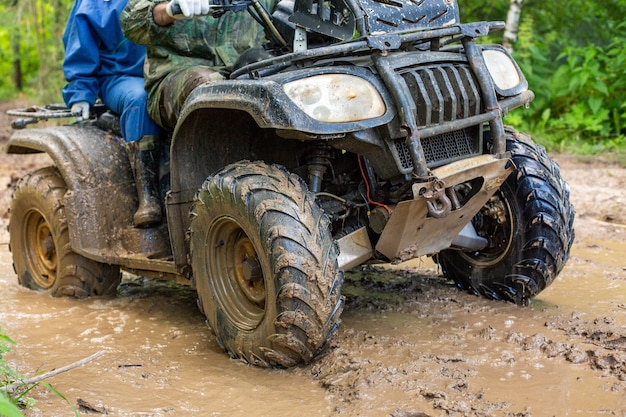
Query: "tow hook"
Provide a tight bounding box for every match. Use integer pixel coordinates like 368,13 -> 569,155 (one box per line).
419,179 -> 452,218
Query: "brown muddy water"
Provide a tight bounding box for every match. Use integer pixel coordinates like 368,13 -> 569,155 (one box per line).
0,152 -> 625,417
1,223 -> 625,417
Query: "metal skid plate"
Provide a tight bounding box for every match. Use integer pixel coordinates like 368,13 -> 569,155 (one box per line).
336,226 -> 374,270
375,154 -> 513,262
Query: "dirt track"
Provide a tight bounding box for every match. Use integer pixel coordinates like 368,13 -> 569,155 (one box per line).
1,100 -> 625,416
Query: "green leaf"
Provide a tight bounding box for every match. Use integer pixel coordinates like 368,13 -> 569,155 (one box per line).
0,394 -> 25,417
593,80 -> 609,96
582,49 -> 596,66
0,335 -> 16,345
588,97 -> 604,115
13,382 -> 37,403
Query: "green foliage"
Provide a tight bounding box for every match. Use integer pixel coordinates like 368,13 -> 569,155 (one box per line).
464,0 -> 626,154
0,396 -> 24,417
508,17 -> 626,153
1,329 -> 78,416
0,332 -> 25,417
459,0 -> 509,24
0,0 -> 71,102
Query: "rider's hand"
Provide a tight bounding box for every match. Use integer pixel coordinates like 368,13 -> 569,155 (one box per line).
71,101 -> 90,122
166,0 -> 211,19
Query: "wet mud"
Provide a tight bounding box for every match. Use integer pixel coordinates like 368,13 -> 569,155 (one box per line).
1,103 -> 625,416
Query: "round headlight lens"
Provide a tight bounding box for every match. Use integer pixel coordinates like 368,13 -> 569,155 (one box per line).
482,49 -> 522,91
284,74 -> 386,123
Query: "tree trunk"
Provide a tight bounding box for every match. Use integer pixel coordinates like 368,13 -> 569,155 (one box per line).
10,2 -> 23,91
12,60 -> 23,91
503,0 -> 524,52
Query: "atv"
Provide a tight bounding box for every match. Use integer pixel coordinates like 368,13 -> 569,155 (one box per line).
6,0 -> 574,368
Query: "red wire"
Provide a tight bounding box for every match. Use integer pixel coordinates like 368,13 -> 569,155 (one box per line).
357,155 -> 391,214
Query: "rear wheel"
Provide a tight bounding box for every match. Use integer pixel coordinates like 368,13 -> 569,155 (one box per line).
9,167 -> 121,297
436,128 -> 575,305
189,161 -> 344,367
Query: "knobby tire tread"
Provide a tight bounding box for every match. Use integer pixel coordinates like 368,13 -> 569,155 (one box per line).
9,166 -> 121,298
437,127 -> 575,305
191,161 -> 343,367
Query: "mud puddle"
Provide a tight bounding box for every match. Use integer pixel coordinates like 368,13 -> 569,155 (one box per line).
0,249 -> 329,416
1,225 -> 625,416
314,254 -> 626,417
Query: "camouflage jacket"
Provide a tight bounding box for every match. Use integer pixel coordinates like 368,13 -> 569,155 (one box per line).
121,0 -> 276,94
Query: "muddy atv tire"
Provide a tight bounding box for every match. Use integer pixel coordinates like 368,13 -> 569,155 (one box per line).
435,127 -> 575,305
189,161 -> 344,367
9,167 -> 121,297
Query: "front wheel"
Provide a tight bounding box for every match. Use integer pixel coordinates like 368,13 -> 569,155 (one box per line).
189,161 -> 344,367
436,128 -> 575,305
9,167 -> 121,297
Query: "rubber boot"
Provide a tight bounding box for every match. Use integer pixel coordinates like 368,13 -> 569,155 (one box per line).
127,136 -> 162,228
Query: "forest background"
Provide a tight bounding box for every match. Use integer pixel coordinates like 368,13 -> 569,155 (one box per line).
0,0 -> 625,156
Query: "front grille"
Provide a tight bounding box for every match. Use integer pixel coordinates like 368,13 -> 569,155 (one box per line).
423,129 -> 477,163
389,62 -> 483,171
399,63 -> 482,127
393,127 -> 480,170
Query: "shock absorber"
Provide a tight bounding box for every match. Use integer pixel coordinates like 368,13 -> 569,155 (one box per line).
306,142 -> 333,193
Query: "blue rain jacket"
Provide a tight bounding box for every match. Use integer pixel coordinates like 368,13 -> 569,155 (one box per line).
62,0 -> 146,107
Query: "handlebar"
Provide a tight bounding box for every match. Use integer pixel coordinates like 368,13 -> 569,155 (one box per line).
6,103 -> 107,129
168,0 -> 287,46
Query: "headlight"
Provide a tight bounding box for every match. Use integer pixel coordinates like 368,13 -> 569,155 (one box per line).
481,46 -> 527,95
284,74 -> 386,123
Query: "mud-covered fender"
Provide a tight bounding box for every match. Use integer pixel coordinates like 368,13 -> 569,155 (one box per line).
7,125 -> 137,260
177,66 -> 395,136
164,67 -> 396,267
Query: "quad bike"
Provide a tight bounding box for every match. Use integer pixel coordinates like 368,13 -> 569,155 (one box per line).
6,0 -> 574,367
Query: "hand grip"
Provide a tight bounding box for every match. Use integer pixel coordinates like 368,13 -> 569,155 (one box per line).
11,118 -> 37,129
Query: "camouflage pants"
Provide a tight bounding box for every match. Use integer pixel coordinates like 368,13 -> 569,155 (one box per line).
148,66 -> 225,129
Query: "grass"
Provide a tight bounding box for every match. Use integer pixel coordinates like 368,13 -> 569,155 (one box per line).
0,332 -> 26,417
1,329 -> 78,417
